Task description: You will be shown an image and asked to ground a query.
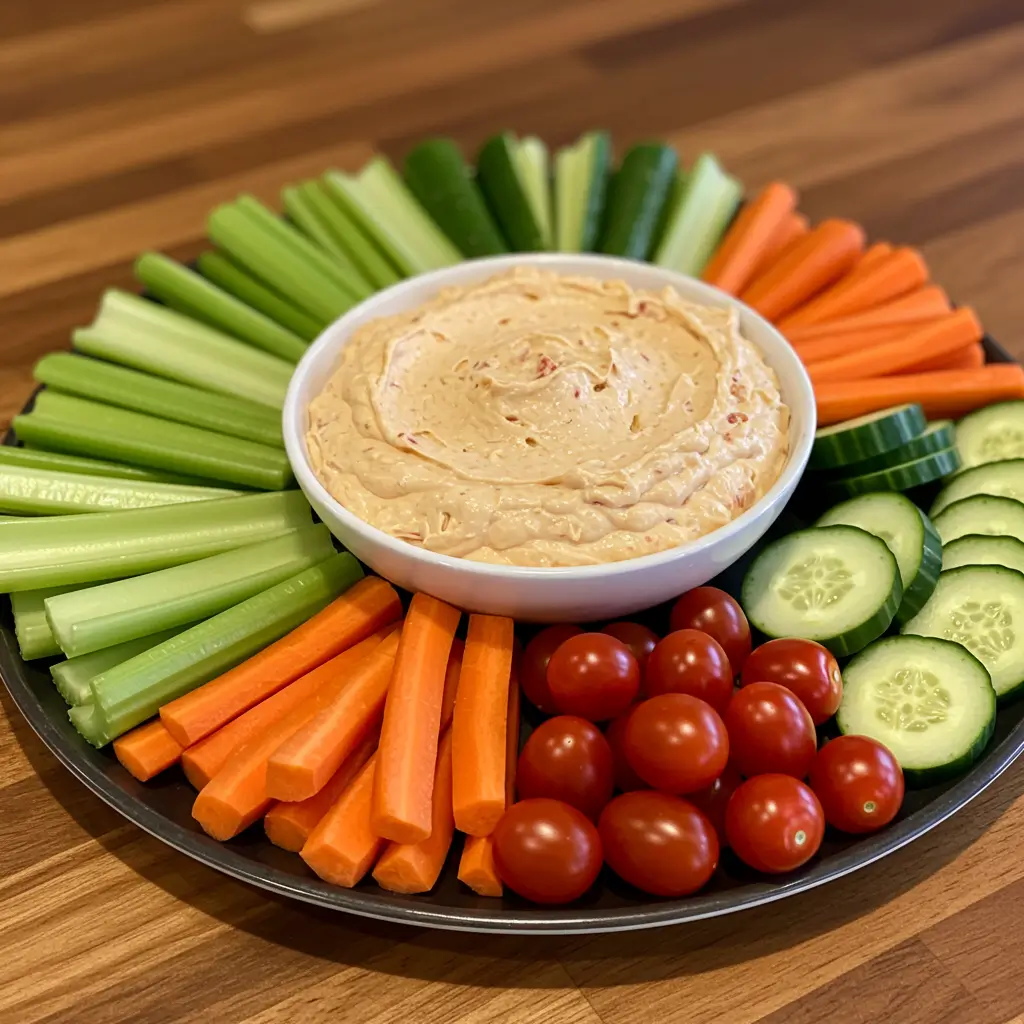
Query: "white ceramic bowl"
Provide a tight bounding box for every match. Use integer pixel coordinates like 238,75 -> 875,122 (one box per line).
284,253 -> 815,622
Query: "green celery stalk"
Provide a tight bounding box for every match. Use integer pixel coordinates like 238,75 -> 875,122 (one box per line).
15,392 -> 292,491
281,186 -> 373,291
69,704 -> 114,748
90,552 -> 363,740
34,352 -> 284,449
0,464 -> 238,516
75,290 -> 292,409
516,136 -> 554,249
0,444 -> 211,486
135,252 -> 308,364
197,251 -> 326,342
46,524 -> 336,657
12,583 -> 94,659
0,490 -> 312,592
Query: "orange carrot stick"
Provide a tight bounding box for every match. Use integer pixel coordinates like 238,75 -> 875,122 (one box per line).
371,593 -> 461,844
814,364 -> 1024,425
161,577 -> 401,747
701,182 -> 798,295
807,308 -> 982,384
113,719 -> 183,782
193,631 -> 400,840
793,323 -> 925,365
452,614 -> 515,837
740,219 -> 865,322
904,341 -> 985,374
751,212 -> 809,279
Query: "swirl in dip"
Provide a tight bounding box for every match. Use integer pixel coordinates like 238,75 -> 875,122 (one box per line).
305,268 -> 790,567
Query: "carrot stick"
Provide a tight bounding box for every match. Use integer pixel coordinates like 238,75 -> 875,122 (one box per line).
161,577 -> 401,747
814,364 -> 1024,425
903,341 -> 985,374
266,635 -> 400,802
751,212 -> 809,279
793,323 -> 925,365
452,614 -> 515,837
851,241 -> 893,274
807,308 -> 982,384
193,631 -> 400,840
779,246 -> 928,329
701,182 -> 798,295
264,729 -> 379,852
113,719 -> 183,782
371,593 -> 461,844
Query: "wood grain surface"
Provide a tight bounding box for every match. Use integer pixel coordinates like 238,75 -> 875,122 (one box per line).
2,1 -> 1024,1021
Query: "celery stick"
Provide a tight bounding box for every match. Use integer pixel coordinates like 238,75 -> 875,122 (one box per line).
12,583 -> 89,659
34,352 -> 283,450
304,180 -> 402,289
15,393 -> 292,491
46,524 -> 336,657
0,445 -> 211,487
76,290 -> 292,409
90,552 -> 363,739
69,704 -> 114,748
516,136 -> 554,249
53,627 -> 185,706
0,490 -> 311,592
135,252 -> 308,364
197,251 -> 326,342
653,153 -> 743,276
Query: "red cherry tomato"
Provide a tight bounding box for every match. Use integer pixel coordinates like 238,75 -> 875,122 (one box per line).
599,791 -> 719,897
723,681 -> 817,779
492,798 -> 603,904
809,735 -> 904,834
644,629 -> 734,713
604,707 -> 648,793
623,693 -> 729,795
725,774 -> 824,873
687,762 -> 743,845
741,638 -> 843,725
669,587 -> 751,675
601,622 -> 659,675
517,716 -> 615,821
547,633 -> 640,722
520,624 -> 582,713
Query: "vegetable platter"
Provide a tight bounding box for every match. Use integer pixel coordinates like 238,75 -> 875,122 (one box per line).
3,130 -> 1024,934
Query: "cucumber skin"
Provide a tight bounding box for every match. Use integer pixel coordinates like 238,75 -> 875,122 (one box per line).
809,405 -> 926,471
815,423 -> 955,480
476,134 -> 546,252
824,448 -> 961,501
598,144 -> 678,261
894,512 -> 943,625
580,132 -> 612,252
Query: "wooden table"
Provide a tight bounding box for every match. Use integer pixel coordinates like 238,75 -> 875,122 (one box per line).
2,1 -> 1024,1021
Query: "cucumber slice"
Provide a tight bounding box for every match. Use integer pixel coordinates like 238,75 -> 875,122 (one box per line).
817,493 -> 941,624
931,459 -> 1024,517
837,635 -> 995,786
955,401 -> 1024,470
943,534 -> 1024,576
902,564 -> 1024,701
824,448 -> 961,500
598,144 -> 678,261
818,421 -> 955,479
476,133 -> 548,252
403,139 -> 508,257
932,495 -> 1024,545
554,131 -> 611,252
515,136 -> 554,250
808,404 -> 926,471
741,525 -> 902,657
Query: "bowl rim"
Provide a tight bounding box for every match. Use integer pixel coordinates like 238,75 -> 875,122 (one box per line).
283,252 -> 816,580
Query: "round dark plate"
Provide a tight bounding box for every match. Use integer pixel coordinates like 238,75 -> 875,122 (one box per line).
3,336 -> 1023,934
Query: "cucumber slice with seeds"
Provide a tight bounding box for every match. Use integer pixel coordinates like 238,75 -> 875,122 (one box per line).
824,447 -> 961,499
819,421 -> 954,479
902,565 -> 1024,702
741,525 -> 902,657
932,495 -> 1024,545
943,534 -> 1024,576
598,143 -> 678,261
931,459 -> 1024,517
955,401 -> 1024,470
837,635 -> 995,786
809,405 -> 926,470
477,133 -> 548,252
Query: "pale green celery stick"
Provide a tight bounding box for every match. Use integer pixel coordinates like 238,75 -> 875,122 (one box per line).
15,392 -> 292,491
304,180 -> 402,289
35,352 -> 283,449
554,141 -> 582,252
135,252 -> 308,364
46,524 -> 336,657
12,583 -> 92,659
90,553 -> 363,739
69,704 -> 114,748
0,445 -> 211,486
516,136 -> 554,249
0,490 -> 312,592
653,153 -> 742,275
197,251 -> 326,342
208,204 -> 355,324
53,627 -> 185,706
76,289 -> 291,409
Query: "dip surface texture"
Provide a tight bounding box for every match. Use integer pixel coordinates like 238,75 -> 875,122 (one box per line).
305,268 -> 791,567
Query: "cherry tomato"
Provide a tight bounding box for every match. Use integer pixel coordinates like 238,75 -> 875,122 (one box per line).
644,629 -> 734,713
623,693 -> 729,795
492,798 -> 603,904
688,762 -> 743,845
726,774 -> 824,873
517,716 -> 615,821
604,707 -> 648,793
741,638 -> 842,725
599,791 -> 719,897
810,735 -> 904,834
601,622 -> 659,675
547,633 -> 640,722
724,681 -> 817,779
669,587 -> 751,675
520,624 -> 582,713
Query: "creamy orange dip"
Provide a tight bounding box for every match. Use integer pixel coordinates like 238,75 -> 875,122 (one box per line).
306,268 -> 790,567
